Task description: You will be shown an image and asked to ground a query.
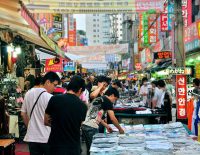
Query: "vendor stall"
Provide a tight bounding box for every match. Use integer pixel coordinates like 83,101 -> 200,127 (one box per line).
90,122 -> 200,155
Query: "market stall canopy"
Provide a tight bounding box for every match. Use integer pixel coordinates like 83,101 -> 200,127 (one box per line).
0,0 -> 67,58
0,0 -> 50,49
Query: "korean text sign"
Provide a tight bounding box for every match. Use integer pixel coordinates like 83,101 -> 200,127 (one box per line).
176,75 -> 187,119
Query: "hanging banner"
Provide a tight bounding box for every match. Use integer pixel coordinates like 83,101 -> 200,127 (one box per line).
135,0 -> 164,12
168,1 -> 174,30
148,14 -> 158,44
176,75 -> 187,119
182,0 -> 190,28
160,1 -> 168,32
45,58 -> 63,72
143,12 -> 149,46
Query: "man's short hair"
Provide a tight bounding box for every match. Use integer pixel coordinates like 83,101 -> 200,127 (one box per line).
157,80 -> 166,88
105,87 -> 119,98
112,79 -> 122,88
41,72 -> 61,85
151,81 -> 158,86
67,75 -> 86,93
193,78 -> 200,87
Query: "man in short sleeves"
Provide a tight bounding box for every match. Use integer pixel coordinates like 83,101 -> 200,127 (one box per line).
44,75 -> 87,155
82,87 -> 124,155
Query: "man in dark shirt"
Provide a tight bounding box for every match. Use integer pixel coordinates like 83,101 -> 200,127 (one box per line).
82,87 -> 124,154
44,75 -> 87,155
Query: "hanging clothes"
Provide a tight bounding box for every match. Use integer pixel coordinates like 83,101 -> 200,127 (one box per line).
187,98 -> 194,130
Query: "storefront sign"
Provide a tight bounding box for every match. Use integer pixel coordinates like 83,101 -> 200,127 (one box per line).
168,1 -> 174,30
143,13 -> 149,46
154,51 -> 172,59
197,21 -> 200,39
45,58 -> 63,72
160,2 -> 168,32
40,27 -> 65,57
196,62 -> 200,79
64,61 -> 76,71
184,22 -> 200,52
21,5 -> 39,34
182,0 -> 192,28
166,67 -> 191,75
135,0 -> 164,12
176,75 -> 187,119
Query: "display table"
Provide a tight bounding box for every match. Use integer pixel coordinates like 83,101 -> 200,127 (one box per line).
90,122 -> 200,155
0,139 -> 15,155
114,106 -> 167,124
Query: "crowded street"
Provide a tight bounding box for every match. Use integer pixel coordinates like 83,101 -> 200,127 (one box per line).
0,0 -> 200,155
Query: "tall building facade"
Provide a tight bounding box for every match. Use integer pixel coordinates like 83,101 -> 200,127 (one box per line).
86,14 -> 109,45
109,14 -> 123,43
86,14 -> 123,45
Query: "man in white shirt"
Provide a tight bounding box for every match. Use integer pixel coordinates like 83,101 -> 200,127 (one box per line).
151,81 -> 163,109
21,72 -> 60,155
139,78 -> 149,106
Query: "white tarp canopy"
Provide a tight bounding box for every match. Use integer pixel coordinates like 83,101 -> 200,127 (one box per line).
65,44 -> 128,69
67,43 -> 129,56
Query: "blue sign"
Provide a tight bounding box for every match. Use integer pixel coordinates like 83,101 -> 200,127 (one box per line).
64,61 -> 76,71
185,39 -> 200,52
168,2 -> 174,31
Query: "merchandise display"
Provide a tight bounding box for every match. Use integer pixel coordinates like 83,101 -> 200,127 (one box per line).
90,122 -> 200,155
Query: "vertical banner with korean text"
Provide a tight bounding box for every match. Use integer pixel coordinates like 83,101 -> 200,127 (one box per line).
176,75 -> 187,119
161,2 -> 168,32
148,14 -> 158,44
143,12 -> 149,46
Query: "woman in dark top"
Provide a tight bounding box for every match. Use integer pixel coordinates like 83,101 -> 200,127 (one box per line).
0,98 -> 9,135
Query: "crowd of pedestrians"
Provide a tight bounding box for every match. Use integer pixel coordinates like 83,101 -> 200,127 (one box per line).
20,72 -> 124,155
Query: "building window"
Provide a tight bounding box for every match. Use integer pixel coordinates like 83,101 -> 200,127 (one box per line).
93,29 -> 96,32
94,40 -> 96,43
93,19 -> 96,21
93,14 -> 96,16
93,24 -> 96,27
93,35 -> 96,37
97,29 -> 99,32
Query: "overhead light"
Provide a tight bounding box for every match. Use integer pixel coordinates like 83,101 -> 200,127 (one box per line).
15,47 -> 21,54
7,44 -> 14,53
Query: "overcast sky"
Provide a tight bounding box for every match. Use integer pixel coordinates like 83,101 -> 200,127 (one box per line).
74,14 -> 86,31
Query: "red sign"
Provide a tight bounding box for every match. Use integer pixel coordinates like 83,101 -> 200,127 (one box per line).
154,51 -> 172,59
160,2 -> 168,32
45,58 -> 63,72
176,75 -> 187,119
182,0 -> 192,28
21,6 -> 39,34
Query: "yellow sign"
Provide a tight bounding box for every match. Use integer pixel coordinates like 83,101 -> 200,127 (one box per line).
196,62 -> 200,79
197,21 -> 200,38
40,27 -> 65,57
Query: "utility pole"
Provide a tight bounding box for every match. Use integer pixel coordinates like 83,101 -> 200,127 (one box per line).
174,0 -> 185,67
